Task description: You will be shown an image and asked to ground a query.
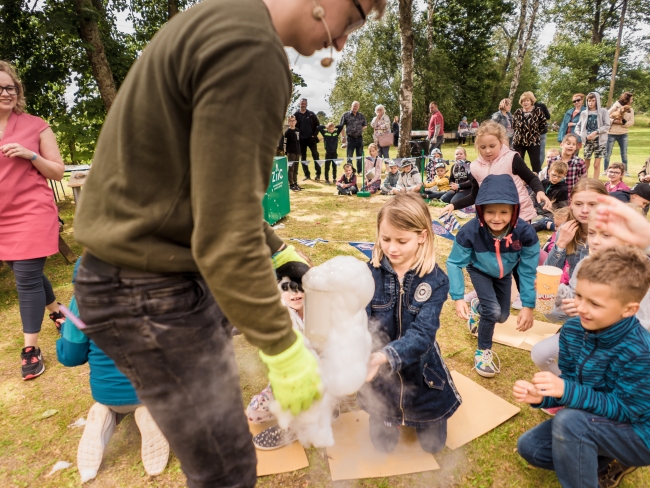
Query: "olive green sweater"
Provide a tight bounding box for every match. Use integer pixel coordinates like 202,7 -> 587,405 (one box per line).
74,0 -> 295,355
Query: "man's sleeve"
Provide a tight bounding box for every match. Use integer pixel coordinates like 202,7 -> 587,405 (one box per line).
188,37 -> 295,356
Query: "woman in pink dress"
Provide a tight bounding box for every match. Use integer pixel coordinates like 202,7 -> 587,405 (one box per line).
0,61 -> 66,380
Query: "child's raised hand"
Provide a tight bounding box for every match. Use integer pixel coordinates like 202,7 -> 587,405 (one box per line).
455,299 -> 470,320
513,380 -> 543,404
561,298 -> 579,317
556,220 -> 580,249
536,191 -> 554,211
594,195 -> 650,249
365,352 -> 389,382
532,371 -> 565,399
516,307 -> 534,331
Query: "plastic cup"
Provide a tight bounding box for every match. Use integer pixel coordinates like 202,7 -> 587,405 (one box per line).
536,265 -> 563,314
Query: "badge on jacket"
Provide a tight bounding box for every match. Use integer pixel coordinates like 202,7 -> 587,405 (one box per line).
414,283 -> 432,302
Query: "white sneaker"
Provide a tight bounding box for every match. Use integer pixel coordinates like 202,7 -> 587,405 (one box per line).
77,403 -> 116,483
512,295 -> 523,310
464,290 -> 478,302
135,406 -> 170,476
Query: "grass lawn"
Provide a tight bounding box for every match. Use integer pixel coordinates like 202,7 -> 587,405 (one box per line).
0,117 -> 649,487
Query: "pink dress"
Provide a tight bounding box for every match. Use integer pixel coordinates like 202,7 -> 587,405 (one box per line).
0,112 -> 59,260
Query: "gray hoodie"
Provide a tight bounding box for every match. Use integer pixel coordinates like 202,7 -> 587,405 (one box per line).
575,92 -> 611,147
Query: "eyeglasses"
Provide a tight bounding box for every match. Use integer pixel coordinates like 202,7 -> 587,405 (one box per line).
280,281 -> 304,293
343,0 -> 367,35
0,85 -> 18,96
572,99 -> 582,104
607,170 -> 621,175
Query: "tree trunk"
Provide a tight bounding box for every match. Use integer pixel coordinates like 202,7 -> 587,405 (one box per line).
74,0 -> 117,112
508,0 -> 539,100
427,0 -> 435,51
168,0 -> 179,20
501,25 -> 520,79
398,0 -> 414,158
607,0 -> 627,107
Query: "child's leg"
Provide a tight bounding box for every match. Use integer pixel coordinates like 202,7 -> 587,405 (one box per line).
467,266 -> 510,350
246,385 -> 275,424
415,419 -> 447,454
516,418 -> 554,471
549,408 -> 650,487
368,416 -> 399,453
324,160 -> 331,181
530,334 -> 561,375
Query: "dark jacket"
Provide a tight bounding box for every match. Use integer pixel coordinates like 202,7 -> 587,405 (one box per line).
558,105 -> 586,143
317,124 -> 344,154
294,109 -> 320,141
535,179 -> 569,217
535,101 -> 551,134
358,258 -> 462,427
283,127 -> 300,154
392,121 -> 399,146
536,316 -> 650,450
449,160 -> 473,191
337,173 -> 357,188
446,174 -> 540,307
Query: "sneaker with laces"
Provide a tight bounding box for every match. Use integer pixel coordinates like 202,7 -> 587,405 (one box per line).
135,406 -> 169,476
253,425 -> 298,450
77,403 -> 116,482
474,349 -> 500,378
468,298 -> 480,336
598,460 -> 637,488
21,346 -> 45,380
512,294 -> 523,310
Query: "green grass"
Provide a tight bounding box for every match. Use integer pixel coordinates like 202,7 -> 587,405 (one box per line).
0,118 -> 649,487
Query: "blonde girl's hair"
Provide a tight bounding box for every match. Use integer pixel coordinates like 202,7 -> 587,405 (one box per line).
519,91 -> 536,105
474,120 -> 508,151
368,143 -> 378,154
326,122 -> 335,130
0,61 -> 26,114
372,193 -> 436,277
455,146 -> 467,157
565,178 -> 607,255
552,206 -> 571,222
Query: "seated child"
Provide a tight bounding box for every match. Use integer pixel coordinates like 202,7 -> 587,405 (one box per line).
515,247 -> 650,488
337,163 -> 358,195
392,159 -> 422,194
364,143 -> 383,194
608,182 -> 650,216
605,162 -> 630,193
638,155 -> 650,184
380,159 -> 400,195
447,174 -> 539,377
546,134 -> 586,195
317,122 -> 344,184
539,148 -> 560,181
441,147 -> 474,204
532,160 -> 569,232
359,193 -> 461,454
422,162 -> 450,200
425,148 -> 446,181
57,260 -> 169,482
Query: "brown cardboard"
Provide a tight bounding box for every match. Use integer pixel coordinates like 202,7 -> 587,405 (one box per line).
445,370 -> 521,450
325,410 -> 440,481
493,315 -> 561,351
248,421 -> 309,477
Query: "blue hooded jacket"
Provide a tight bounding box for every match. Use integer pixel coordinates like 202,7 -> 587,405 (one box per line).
558,104 -> 586,143
446,174 -> 540,308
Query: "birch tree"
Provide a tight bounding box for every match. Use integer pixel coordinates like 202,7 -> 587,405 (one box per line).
398,0 -> 414,157
508,0 -> 540,100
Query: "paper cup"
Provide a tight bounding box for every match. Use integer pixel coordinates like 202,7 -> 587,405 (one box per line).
536,265 -> 563,314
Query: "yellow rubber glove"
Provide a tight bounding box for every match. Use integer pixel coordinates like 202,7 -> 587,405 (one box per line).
259,331 -> 322,416
272,245 -> 310,283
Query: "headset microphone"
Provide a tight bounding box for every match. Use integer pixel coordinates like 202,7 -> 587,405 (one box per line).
312,2 -> 334,67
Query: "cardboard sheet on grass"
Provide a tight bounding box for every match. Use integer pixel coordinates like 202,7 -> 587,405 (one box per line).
493,315 -> 561,352
326,410 -> 440,481
445,370 -> 521,450
248,421 -> 309,476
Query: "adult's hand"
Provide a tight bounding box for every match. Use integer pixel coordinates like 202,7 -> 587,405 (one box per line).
0,142 -> 34,160
594,195 -> 650,250
555,221 -> 580,249
536,191 -> 554,211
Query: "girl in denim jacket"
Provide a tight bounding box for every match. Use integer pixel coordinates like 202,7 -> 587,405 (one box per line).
359,193 -> 462,454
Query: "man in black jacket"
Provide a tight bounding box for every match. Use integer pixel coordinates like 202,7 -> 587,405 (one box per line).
294,98 -> 321,181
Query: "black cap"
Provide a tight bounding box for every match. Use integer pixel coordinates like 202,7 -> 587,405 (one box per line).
631,183 -> 650,201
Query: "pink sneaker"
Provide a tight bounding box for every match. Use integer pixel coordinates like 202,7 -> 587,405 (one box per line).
541,406 -> 564,416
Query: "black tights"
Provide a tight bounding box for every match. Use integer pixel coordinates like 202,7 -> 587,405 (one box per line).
6,258 -> 56,334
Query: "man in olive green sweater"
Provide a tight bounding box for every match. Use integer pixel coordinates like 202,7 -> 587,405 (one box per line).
73,0 -> 385,486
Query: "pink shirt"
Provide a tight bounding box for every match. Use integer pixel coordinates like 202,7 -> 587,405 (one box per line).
605,181 -> 630,193
428,111 -> 445,138
0,112 -> 59,260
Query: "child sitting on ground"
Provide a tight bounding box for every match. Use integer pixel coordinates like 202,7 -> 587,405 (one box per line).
337,163 -> 358,195
605,162 -> 630,193
442,147 -> 474,204
317,122 -> 344,185
447,174 -> 539,377
546,134 -> 587,196
392,159 -> 423,194
638,155 -> 650,184
532,160 -> 569,232
422,162 -> 450,200
57,260 -> 169,482
425,148 -> 448,181
515,247 -> 650,488
541,207 -> 571,254
360,193 -> 461,454
364,143 -> 383,194
380,159 -> 400,195
539,148 -> 560,181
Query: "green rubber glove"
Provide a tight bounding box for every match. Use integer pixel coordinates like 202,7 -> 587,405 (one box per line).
259,331 -> 322,416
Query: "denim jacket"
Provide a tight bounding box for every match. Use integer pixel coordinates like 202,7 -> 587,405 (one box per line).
357,258 -> 462,427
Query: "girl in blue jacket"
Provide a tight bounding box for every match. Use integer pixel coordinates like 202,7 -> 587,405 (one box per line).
360,193 -> 461,454
447,174 -> 540,378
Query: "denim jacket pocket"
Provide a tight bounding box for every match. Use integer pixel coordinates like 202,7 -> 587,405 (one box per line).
423,363 -> 445,390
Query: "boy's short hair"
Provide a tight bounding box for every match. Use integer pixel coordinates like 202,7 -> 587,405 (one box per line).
326,122 -> 335,129
609,162 -> 625,173
577,247 -> 650,303
288,115 -> 296,121
546,148 -> 560,156
550,161 -> 568,176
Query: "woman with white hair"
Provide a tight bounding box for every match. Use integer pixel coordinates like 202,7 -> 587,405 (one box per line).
371,104 -> 391,158
512,91 -> 547,172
